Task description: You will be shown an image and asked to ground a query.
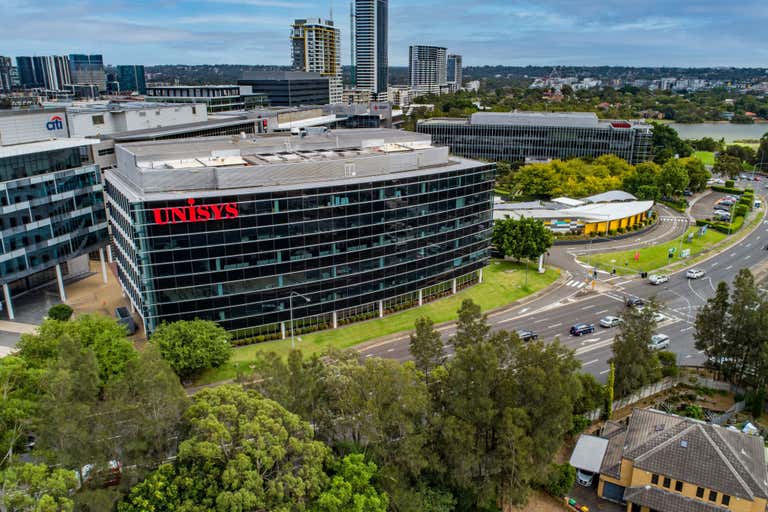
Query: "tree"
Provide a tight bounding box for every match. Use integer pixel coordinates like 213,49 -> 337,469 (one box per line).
492,216 -> 553,286
694,281 -> 730,373
723,269 -> 762,385
603,363 -> 615,420
450,299 -> 490,349
757,135 -> 768,172
610,303 -> 661,397
681,157 -> 710,192
573,373 -> 605,416
47,304 -> 73,322
0,462 -> 78,512
150,319 -> 232,380
622,161 -> 661,200
313,454 -> 388,512
119,385 -> 330,512
657,159 -> 689,197
0,356 -> 45,467
713,154 -> 743,179
650,122 -> 693,164
409,317 -> 444,376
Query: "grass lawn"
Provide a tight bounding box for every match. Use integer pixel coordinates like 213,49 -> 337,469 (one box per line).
195,261 -> 560,385
587,227 -> 727,275
693,151 -> 715,166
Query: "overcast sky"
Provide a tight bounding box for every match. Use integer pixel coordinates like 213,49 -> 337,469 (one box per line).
2,0 -> 767,67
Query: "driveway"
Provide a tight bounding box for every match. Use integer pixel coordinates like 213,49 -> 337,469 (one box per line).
567,483 -> 623,512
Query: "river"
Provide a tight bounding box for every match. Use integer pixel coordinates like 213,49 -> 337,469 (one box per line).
667,122 -> 768,143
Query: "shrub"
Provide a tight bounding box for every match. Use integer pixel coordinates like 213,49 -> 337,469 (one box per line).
47,303 -> 73,321
735,205 -> 748,217
725,180 -> 735,188
571,414 -> 590,435
150,319 -> 232,380
682,404 -> 704,420
745,389 -> 766,418
543,463 -> 576,497
658,350 -> 679,378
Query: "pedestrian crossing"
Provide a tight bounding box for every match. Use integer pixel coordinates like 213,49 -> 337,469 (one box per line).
658,216 -> 689,223
565,279 -> 588,289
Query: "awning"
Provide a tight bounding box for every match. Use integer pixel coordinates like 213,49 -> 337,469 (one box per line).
570,434 -> 609,473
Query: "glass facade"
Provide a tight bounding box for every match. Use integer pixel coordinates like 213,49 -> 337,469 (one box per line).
417,121 -> 653,164
0,146 -> 108,285
238,77 -> 330,106
107,164 -> 495,338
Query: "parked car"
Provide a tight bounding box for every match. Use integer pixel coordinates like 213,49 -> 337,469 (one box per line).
648,334 -> 671,350
713,203 -> 731,212
626,297 -> 645,308
576,468 -> 596,487
599,316 -> 622,328
686,268 -> 706,279
648,274 -> 669,285
115,307 -> 137,335
570,323 -> 595,336
713,211 -> 731,221
682,189 -> 693,196
515,329 -> 538,342
652,312 -> 667,323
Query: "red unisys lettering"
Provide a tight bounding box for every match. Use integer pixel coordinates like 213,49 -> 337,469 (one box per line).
152,198 -> 239,225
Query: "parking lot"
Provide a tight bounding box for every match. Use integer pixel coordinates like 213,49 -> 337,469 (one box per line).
690,191 -> 733,221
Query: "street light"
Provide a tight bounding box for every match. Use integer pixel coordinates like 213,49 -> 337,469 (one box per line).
289,291 -> 311,350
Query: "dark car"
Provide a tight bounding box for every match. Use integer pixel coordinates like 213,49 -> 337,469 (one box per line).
713,203 -> 731,212
626,297 -> 645,308
515,329 -> 539,342
570,323 -> 595,336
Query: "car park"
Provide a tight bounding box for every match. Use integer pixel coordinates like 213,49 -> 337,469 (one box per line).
570,323 -> 595,336
515,329 -> 538,342
599,316 -> 622,328
648,274 -> 668,285
648,334 -> 671,350
686,268 -> 706,279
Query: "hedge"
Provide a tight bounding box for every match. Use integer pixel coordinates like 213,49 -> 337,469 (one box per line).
696,216 -> 745,234
710,185 -> 744,194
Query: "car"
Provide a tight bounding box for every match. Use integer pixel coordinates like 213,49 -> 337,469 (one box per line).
713,211 -> 731,220
740,174 -> 748,180
755,176 -> 762,182
515,329 -> 538,342
648,274 -> 669,285
576,468 -> 596,487
714,178 -> 725,184
683,189 -> 693,196
648,334 -> 671,350
570,323 -> 595,336
713,203 -> 731,212
600,316 -> 622,328
626,297 -> 645,308
686,268 -> 706,279
652,312 -> 667,323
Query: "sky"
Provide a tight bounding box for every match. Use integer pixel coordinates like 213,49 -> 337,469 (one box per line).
1,0 -> 767,67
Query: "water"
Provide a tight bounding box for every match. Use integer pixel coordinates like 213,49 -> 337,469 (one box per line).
667,123 -> 768,143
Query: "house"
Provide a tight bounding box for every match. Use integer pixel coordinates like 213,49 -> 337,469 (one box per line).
575,408 -> 768,512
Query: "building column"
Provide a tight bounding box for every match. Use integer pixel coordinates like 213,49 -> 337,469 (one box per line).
99,248 -> 108,283
418,289 -> 423,306
332,311 -> 338,329
378,300 -> 384,318
3,283 -> 14,320
281,321 -> 286,340
55,264 -> 66,303
478,268 -> 483,283
106,244 -> 114,263
452,278 -> 457,294
538,254 -> 545,273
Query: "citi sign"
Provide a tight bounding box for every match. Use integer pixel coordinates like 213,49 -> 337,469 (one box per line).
152,199 -> 239,225
46,115 -> 65,131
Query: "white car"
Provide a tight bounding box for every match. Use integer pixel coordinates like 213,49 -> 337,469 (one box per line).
648,274 -> 669,285
649,334 -> 671,350
576,469 -> 595,487
652,312 -> 667,323
686,268 -> 706,279
600,316 -> 622,328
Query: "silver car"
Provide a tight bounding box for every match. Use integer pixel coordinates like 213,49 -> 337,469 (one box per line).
649,334 -> 671,350
600,316 -> 622,328
686,268 -> 706,279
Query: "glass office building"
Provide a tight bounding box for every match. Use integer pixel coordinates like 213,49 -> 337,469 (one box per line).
417,111 -> 653,164
106,129 -> 494,339
0,138 -> 108,299
116,65 -> 147,94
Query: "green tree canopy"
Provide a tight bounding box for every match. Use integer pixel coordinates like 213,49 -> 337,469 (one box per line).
657,159 -> 690,197
150,319 -> 232,380
492,217 -> 553,261
610,303 -> 662,397
713,154 -> 743,179
313,454 -> 388,512
0,462 -> 78,512
409,317 -> 444,377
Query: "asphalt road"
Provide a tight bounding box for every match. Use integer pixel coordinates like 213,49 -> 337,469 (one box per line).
358,187 -> 768,382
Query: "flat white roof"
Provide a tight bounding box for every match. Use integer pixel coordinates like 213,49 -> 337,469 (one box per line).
570,435 -> 609,473
494,200 -> 653,223
0,138 -> 99,158
277,114 -> 339,130
552,197 -> 585,207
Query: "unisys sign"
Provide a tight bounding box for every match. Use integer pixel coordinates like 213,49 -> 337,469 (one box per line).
152,198 -> 239,225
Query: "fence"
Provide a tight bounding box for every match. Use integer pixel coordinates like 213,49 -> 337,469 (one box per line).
583,370 -> 745,422
709,401 -> 746,426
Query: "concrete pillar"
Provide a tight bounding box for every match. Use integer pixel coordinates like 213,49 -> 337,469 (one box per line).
378,300 -> 384,318
478,268 -> 483,283
55,264 -> 66,302
452,278 -> 457,294
332,311 -> 338,329
3,283 -> 14,320
418,289 -> 423,306
106,244 -> 114,263
99,248 -> 108,283
538,254 -> 545,273
281,321 -> 286,340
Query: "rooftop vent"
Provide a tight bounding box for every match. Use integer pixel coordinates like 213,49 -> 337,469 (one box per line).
680,440 -> 688,448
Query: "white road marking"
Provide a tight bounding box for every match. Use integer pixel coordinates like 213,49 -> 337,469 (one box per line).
581,304 -> 596,310
599,369 -> 610,375
615,280 -> 632,286
746,243 -> 752,248
520,308 -> 529,314
711,261 -> 719,266
534,318 -> 548,324
745,255 -> 751,260
387,348 -> 395,352
583,359 -> 599,367
547,323 -> 562,329
697,350 -> 705,354
725,265 -> 734,270
730,252 -> 737,257
595,309 -> 609,315
680,326 -> 694,333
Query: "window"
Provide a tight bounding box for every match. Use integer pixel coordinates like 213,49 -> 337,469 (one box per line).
662,477 -> 671,488
192,106 -> 197,114
92,115 -> 104,125
709,490 -> 718,502
674,481 -> 683,492
696,487 -> 705,498
722,495 -> 730,506
651,474 -> 659,485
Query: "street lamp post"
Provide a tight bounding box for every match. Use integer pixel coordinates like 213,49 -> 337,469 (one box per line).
289,291 -> 311,350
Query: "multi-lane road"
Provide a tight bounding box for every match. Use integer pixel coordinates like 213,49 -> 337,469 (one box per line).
357,191 -> 768,381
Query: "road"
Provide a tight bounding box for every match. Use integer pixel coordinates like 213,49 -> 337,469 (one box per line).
358,189 -> 767,382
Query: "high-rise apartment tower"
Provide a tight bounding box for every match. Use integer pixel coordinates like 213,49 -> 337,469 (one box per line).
447,54 -> 462,91
352,0 -> 388,100
409,45 -> 447,95
291,18 -> 342,103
